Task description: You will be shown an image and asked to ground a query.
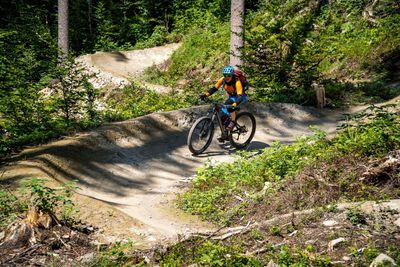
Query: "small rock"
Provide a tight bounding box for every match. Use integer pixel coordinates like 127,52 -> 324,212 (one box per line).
369,253 -> 396,267
62,235 -> 70,239
288,230 -> 298,237
0,231 -> 5,240
80,252 -> 96,264
147,236 -> 157,242
342,256 -> 351,261
266,259 -> 278,267
47,252 -> 59,257
262,182 -> 272,192
328,237 -> 346,251
323,220 -> 338,227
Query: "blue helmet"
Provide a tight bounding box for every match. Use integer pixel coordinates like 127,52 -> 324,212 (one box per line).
222,65 -> 235,76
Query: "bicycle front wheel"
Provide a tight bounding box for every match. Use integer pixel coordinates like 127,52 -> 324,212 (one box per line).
229,112 -> 256,149
187,116 -> 214,155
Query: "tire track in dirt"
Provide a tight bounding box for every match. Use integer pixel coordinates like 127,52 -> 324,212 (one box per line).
1,102 -> 350,246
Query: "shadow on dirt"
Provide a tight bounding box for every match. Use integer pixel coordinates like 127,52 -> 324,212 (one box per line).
109,51 -> 129,62
1,103 -> 347,199
2,109 -> 204,197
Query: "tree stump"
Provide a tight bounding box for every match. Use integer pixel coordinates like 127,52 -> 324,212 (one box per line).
312,82 -> 326,109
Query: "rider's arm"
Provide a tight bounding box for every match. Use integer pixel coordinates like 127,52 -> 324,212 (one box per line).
205,77 -> 224,96
232,80 -> 244,107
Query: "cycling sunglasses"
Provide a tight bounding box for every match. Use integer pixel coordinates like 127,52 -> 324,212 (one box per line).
224,74 -> 233,78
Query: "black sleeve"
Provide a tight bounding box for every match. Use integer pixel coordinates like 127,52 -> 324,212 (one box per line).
207,87 -> 218,96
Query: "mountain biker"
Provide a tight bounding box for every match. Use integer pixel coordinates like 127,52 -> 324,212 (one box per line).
200,65 -> 248,142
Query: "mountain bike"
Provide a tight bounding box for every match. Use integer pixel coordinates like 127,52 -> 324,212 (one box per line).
187,99 -> 256,155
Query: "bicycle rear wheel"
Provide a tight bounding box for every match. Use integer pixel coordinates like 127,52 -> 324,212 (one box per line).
187,116 -> 214,155
228,112 -> 256,149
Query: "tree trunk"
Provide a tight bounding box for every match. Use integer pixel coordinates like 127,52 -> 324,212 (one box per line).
58,0 -> 69,62
87,0 -> 93,35
230,0 -> 245,68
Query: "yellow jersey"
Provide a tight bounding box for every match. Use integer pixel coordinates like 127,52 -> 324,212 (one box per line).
214,77 -> 244,96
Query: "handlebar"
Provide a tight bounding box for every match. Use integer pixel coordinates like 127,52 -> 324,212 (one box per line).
200,98 -> 232,109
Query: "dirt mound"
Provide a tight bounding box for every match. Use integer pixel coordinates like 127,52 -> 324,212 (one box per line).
76,43 -> 180,97
1,102 -> 349,246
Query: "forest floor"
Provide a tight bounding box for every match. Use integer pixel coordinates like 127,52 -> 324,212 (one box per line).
1,44 -> 399,266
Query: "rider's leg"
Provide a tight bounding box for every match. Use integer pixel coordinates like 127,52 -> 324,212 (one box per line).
221,98 -> 233,126
225,95 -> 248,130
218,98 -> 235,142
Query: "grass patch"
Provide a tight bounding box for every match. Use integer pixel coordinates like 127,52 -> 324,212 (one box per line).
103,82 -> 193,121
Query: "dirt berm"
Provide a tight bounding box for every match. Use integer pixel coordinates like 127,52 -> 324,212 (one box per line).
1,102 -> 353,247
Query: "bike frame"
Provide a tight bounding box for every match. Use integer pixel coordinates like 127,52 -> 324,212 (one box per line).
205,102 -> 231,138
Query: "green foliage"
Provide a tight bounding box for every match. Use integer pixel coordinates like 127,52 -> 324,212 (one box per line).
270,225 -> 282,236
94,1 -> 118,51
86,240 -> 145,267
243,0 -> 400,104
334,105 -> 400,156
1,178 -> 78,229
179,128 -> 330,224
244,0 -> 322,103
180,106 -> 399,224
143,22 -> 230,95
249,228 -> 264,241
0,6 -> 58,140
104,82 -> 190,121
346,207 -> 367,225
350,244 -> 384,266
21,178 -> 77,214
261,245 -> 332,266
135,25 -> 169,48
0,189 -> 27,228
0,54 -> 101,158
47,59 -> 100,125
159,239 -> 261,266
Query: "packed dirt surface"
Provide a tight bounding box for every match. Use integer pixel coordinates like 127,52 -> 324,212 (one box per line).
76,43 -> 180,95
0,43 -> 388,249
1,102 -> 358,247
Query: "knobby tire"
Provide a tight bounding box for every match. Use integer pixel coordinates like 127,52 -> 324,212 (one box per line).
187,117 -> 214,155
228,112 -> 256,149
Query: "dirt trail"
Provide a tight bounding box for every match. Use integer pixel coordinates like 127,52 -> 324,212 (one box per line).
0,44 -> 375,247
76,43 -> 180,95
1,103 -> 353,246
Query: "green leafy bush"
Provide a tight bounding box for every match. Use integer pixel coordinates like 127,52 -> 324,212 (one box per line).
346,207 -> 367,225
0,189 -> 27,228
334,105 -> 400,156
21,178 -> 78,217
243,0 -> 400,105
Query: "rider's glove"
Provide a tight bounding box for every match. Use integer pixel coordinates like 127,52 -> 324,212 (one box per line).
232,102 -> 237,108
199,94 -> 208,101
